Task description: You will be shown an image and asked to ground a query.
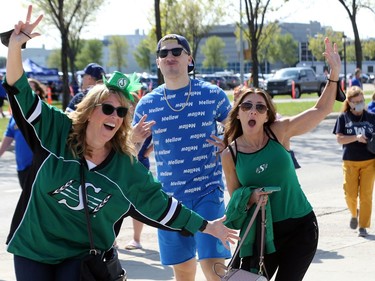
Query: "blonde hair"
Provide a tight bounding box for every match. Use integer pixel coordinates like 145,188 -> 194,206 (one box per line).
67,84 -> 136,159
340,86 -> 364,112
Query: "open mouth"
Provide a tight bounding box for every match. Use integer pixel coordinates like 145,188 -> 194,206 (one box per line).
248,119 -> 256,127
104,122 -> 115,131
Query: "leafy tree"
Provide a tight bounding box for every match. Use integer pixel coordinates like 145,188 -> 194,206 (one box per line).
201,36 -> 227,70
267,33 -> 298,67
134,38 -> 153,72
75,39 -> 104,70
336,0 -> 375,69
31,0 -> 105,109
363,40 -> 375,60
108,36 -> 129,72
47,49 -> 61,69
308,28 -> 344,62
242,0 -> 289,87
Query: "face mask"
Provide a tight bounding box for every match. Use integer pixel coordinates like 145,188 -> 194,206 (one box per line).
351,101 -> 365,112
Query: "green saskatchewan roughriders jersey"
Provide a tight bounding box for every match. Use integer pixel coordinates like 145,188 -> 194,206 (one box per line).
3,74 -> 205,264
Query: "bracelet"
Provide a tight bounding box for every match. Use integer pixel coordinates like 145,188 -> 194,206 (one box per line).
20,30 -> 31,39
327,78 -> 339,83
199,220 -> 208,232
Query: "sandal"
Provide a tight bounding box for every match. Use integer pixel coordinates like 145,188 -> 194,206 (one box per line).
125,240 -> 142,250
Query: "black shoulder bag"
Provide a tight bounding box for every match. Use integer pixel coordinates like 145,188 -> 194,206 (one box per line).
367,132 -> 375,154
80,161 -> 127,281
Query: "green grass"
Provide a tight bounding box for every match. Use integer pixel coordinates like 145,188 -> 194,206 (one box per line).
0,93 -> 372,141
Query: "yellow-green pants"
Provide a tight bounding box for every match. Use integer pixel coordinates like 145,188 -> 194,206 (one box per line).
343,159 -> 375,228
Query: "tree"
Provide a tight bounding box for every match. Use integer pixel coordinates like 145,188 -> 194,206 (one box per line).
268,33 -> 298,67
31,0 -> 105,110
363,40 -> 375,60
134,38 -> 152,72
201,36 -> 227,70
308,28 -> 344,63
336,0 -> 375,69
243,0 -> 289,87
108,36 -> 128,72
75,39 -> 104,70
47,49 -> 61,69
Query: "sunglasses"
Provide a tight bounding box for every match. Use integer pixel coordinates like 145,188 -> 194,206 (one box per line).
157,47 -> 187,58
96,103 -> 128,118
239,102 -> 268,114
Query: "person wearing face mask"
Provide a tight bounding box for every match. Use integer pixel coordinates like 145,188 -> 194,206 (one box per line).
333,86 -> 375,237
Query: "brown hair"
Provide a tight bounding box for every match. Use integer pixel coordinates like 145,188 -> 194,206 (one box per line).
28,78 -> 46,100
340,86 -> 364,112
67,84 -> 136,159
223,88 -> 277,146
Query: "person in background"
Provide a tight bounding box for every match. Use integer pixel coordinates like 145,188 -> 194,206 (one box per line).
0,73 -> 7,117
65,62 -> 105,113
2,7 -> 238,280
214,37 -> 340,281
28,78 -> 46,99
367,92 -> 375,114
333,86 -> 375,238
351,68 -> 362,89
0,78 -> 45,190
133,33 -> 232,281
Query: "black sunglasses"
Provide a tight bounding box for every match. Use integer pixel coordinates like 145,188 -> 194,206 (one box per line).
239,102 -> 268,114
96,103 -> 128,118
157,47 -> 187,58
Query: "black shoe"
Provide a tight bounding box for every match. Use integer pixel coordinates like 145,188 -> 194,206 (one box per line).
350,217 -> 358,229
359,228 -> 368,237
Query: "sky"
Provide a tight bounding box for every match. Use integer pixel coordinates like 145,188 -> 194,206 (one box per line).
0,0 -> 374,58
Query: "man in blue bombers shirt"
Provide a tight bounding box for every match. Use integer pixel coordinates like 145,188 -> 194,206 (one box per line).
133,34 -> 232,281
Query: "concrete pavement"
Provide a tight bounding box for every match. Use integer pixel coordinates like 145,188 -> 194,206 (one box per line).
0,118 -> 375,281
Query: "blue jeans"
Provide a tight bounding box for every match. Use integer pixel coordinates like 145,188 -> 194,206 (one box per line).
14,255 -> 81,281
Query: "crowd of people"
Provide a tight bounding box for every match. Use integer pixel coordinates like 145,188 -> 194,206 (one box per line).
0,4 -> 374,281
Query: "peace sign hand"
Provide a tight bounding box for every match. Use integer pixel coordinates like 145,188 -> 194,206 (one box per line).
10,5 -> 43,49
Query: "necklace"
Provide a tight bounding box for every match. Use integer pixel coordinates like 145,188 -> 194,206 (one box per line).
242,133 -> 266,151
163,80 -> 192,112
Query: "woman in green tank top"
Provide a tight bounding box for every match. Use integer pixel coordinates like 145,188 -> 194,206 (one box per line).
210,38 -> 342,281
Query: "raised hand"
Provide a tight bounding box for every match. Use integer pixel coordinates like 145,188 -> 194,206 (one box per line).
10,5 -> 43,49
323,37 -> 341,80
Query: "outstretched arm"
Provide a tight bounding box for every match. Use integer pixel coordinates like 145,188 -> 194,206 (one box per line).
6,5 -> 43,86
272,37 -> 342,143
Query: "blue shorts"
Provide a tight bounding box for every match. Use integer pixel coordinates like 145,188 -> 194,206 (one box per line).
158,187 -> 231,265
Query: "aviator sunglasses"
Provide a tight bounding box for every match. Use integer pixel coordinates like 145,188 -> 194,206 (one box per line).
96,103 -> 128,118
157,47 -> 187,58
239,102 -> 268,114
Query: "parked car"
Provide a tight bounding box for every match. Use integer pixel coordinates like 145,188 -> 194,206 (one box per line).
264,67 -> 326,98
200,75 -> 229,90
223,75 -> 241,89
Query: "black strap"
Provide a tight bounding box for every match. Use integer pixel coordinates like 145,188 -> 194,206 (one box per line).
80,159 -> 98,255
228,144 -> 237,164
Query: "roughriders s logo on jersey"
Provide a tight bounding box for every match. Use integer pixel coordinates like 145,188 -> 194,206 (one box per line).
49,180 -> 112,213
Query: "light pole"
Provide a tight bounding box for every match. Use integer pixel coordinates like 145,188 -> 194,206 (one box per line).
342,34 -> 347,91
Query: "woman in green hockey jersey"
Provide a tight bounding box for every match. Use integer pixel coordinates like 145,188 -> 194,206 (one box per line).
1,6 -> 238,280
